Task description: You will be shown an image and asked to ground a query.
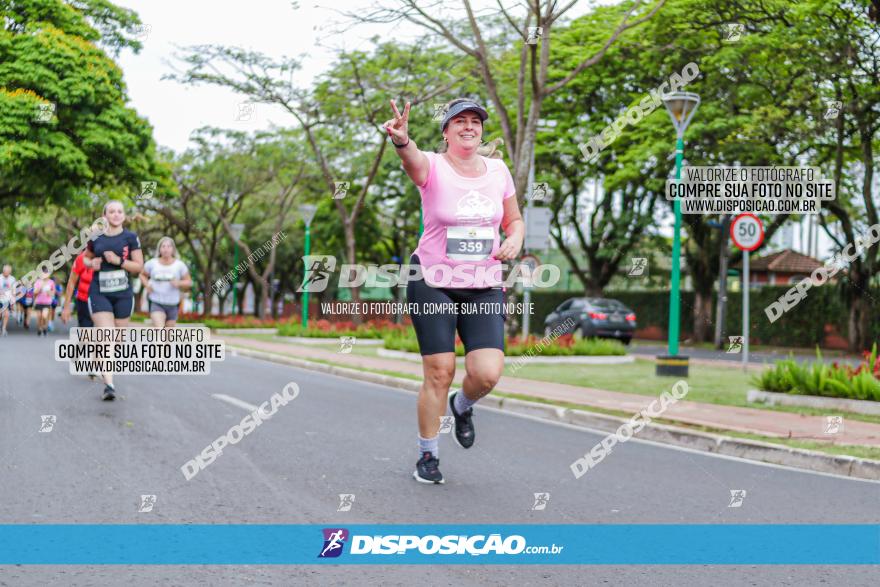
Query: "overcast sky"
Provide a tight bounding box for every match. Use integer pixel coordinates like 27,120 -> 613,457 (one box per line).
113,0 -> 599,154
113,0 -> 389,153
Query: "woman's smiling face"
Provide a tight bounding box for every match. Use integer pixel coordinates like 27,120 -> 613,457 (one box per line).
104,201 -> 125,227
443,111 -> 483,151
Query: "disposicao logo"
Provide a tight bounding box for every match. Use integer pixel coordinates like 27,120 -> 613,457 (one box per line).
318,528 -> 349,558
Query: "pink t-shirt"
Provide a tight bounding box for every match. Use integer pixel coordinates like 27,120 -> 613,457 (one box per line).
33,278 -> 56,305
412,151 -> 516,288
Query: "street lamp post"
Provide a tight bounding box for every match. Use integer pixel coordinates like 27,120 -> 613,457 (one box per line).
299,204 -> 317,328
657,92 -> 700,377
229,223 -> 245,315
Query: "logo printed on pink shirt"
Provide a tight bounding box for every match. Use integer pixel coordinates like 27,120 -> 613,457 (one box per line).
455,190 -> 496,224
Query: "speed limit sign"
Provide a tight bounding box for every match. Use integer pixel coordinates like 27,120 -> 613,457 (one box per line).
731,213 -> 764,251
730,213 -> 764,370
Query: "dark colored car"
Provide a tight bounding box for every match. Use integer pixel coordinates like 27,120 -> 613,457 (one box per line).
543,297 -> 637,345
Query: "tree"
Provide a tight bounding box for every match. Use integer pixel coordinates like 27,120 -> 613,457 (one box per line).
0,0 -> 170,211
535,4 -> 675,295
220,133 -> 311,318
167,37 -> 465,321
344,0 -> 667,204
794,0 -> 880,350
145,129 -> 284,317
570,0 -> 818,342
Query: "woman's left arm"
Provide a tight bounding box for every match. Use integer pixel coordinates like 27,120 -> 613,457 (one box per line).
496,197 -> 525,261
176,267 -> 193,291
121,249 -> 144,275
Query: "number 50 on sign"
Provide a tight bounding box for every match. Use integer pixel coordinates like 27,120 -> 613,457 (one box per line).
731,213 -> 764,251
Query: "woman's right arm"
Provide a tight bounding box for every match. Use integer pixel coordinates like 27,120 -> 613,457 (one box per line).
384,99 -> 429,187
83,241 -> 101,270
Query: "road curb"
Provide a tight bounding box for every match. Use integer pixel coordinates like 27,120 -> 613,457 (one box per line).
377,347 -> 635,364
747,388 -> 880,416
229,344 -> 880,481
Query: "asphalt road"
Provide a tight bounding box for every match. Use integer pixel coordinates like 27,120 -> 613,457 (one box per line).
1,320 -> 878,586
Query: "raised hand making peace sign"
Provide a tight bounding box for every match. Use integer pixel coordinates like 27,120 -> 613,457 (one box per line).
383,99 -> 411,146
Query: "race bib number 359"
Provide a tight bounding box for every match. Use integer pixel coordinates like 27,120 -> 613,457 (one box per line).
446,226 -> 494,261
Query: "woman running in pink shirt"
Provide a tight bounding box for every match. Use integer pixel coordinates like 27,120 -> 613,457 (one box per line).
385,98 -> 525,484
32,271 -> 57,337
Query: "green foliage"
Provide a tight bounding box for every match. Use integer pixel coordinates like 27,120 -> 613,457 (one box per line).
752,346 -> 880,402
531,285 -> 880,349
0,0 -> 172,210
278,319 -> 401,339
380,329 -> 626,357
381,328 -> 455,354
507,336 -> 626,357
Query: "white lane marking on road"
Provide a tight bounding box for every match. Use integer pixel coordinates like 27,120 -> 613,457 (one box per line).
211,393 -> 259,412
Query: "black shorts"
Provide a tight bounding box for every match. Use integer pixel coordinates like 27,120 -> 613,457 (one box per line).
34,303 -> 52,311
88,290 -> 134,319
405,254 -> 505,356
75,298 -> 93,328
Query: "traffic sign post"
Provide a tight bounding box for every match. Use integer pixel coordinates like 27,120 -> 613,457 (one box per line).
730,213 -> 764,370
524,207 -> 552,250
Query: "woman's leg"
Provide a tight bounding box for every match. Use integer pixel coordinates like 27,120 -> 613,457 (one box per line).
150,311 -> 166,328
446,288 -> 506,448
406,260 -> 458,482
103,297 -> 133,391
91,311 -> 115,387
461,348 -> 504,402
417,353 -> 456,439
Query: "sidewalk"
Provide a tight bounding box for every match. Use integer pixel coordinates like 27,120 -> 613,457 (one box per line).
219,335 -> 880,447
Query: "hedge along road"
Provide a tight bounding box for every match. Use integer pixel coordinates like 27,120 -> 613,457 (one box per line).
1,321 -> 878,587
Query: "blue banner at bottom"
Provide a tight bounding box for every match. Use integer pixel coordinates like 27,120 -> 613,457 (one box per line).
0,525 -> 878,564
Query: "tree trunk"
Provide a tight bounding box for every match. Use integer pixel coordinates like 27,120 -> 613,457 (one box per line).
692,289 -> 714,343
198,268 -> 211,317
584,281 -> 603,297
847,272 -> 871,352
257,279 -> 269,319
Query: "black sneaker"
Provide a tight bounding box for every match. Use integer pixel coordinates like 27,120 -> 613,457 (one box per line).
449,392 -> 475,449
102,385 -> 116,401
413,451 -> 444,484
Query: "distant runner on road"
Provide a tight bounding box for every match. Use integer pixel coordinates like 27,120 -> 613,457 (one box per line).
0,265 -> 15,336
32,271 -> 57,337
83,200 -> 144,401
140,236 -> 191,328
62,252 -> 95,329
62,251 -> 98,380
